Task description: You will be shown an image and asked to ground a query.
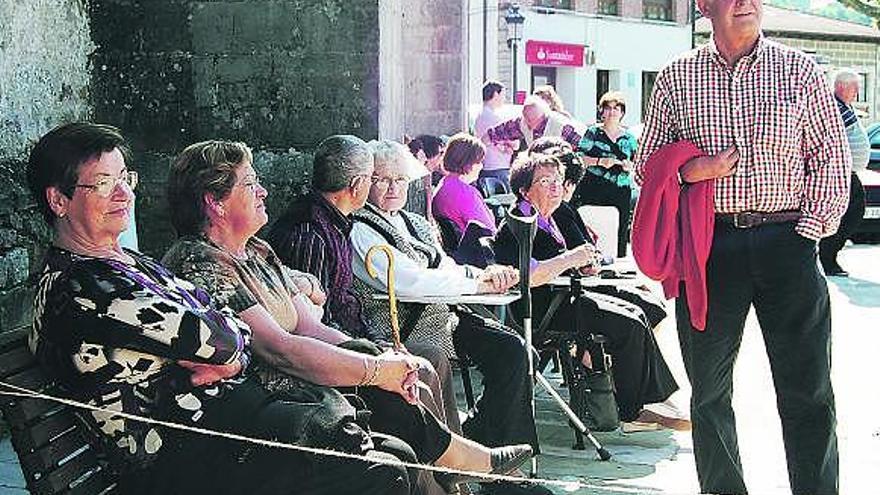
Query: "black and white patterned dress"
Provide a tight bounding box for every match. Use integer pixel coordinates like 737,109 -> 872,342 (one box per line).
30,246 -> 252,470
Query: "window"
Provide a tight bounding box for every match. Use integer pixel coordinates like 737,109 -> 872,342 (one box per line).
531,67 -> 557,92
643,0 -> 673,21
642,71 -> 658,118
598,0 -> 618,15
858,73 -> 868,102
534,0 -> 573,9
597,70 -> 610,109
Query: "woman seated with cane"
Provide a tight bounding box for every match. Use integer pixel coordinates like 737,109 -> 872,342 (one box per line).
349,140 -> 551,495
26,123 -> 419,495
160,140 -> 531,495
493,153 -> 686,431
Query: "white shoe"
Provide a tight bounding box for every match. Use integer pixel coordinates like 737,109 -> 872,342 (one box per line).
621,421 -> 663,433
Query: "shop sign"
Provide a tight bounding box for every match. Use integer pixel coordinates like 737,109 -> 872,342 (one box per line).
525,40 -> 584,67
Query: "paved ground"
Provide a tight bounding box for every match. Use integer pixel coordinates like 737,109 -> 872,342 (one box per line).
2,243 -> 878,494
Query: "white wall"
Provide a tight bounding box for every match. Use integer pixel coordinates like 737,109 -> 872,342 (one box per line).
467,1 -> 501,110
473,8 -> 692,126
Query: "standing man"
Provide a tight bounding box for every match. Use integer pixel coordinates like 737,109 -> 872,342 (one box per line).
635,0 -> 850,493
474,80 -> 516,187
820,69 -> 869,277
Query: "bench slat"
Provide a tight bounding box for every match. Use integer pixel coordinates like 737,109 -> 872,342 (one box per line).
11,412 -> 77,453
4,396 -> 59,425
0,336 -> 119,495
67,468 -> 117,495
5,367 -> 52,393
30,449 -> 102,495
0,345 -> 36,379
20,427 -> 93,477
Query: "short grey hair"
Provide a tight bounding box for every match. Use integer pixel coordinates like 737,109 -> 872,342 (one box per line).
522,95 -> 550,114
833,68 -> 860,88
367,139 -> 427,179
311,135 -> 373,193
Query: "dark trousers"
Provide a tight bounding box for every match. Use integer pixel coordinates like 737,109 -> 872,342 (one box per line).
122,377 -> 414,495
676,221 -> 838,495
820,172 -> 866,269
452,308 -> 539,452
574,174 -> 633,257
354,386 -> 452,463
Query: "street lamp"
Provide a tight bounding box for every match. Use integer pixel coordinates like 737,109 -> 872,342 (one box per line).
505,3 -> 525,104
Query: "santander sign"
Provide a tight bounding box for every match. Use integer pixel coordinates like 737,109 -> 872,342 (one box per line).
525,40 -> 585,67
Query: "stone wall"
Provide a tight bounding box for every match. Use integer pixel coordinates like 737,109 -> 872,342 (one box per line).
89,0 -> 381,256
0,0 -> 383,337
400,0 -> 467,136
90,0 -> 380,153
0,0 -> 94,336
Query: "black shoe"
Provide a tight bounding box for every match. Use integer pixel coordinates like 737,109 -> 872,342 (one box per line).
480,480 -> 554,495
436,445 -> 533,493
824,264 -> 849,277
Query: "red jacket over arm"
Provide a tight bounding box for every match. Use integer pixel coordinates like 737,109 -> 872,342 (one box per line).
632,141 -> 713,330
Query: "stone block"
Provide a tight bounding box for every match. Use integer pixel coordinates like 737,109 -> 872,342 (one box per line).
0,248 -> 29,289
190,2 -> 237,54
91,52 -> 196,152
0,285 -> 33,333
90,0 -> 192,54
0,0 -> 93,159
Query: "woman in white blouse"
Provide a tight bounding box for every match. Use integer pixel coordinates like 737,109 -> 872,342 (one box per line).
349,140 -> 552,495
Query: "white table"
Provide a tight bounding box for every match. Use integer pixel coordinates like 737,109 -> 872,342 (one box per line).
373,292 -> 520,306
548,274 -> 646,288
484,193 -> 517,207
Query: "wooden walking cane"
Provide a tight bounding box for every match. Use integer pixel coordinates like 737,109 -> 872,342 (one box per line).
365,244 -> 402,351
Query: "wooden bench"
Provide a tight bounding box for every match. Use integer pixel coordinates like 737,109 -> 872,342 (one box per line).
0,334 -> 117,495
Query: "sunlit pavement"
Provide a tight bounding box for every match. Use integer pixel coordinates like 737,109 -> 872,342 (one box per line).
518,242 -> 880,495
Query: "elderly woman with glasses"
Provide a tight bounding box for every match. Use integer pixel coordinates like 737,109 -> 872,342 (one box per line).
160,140 -> 532,495
493,153 -> 683,432
350,139 -> 550,495
25,123 -> 422,495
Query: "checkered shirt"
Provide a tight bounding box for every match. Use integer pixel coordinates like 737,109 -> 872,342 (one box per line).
487,116 -> 583,149
634,36 -> 852,240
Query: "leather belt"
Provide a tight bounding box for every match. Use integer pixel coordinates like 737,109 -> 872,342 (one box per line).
716,211 -> 801,229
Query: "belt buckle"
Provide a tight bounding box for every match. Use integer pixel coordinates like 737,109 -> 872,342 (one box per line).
733,212 -> 758,228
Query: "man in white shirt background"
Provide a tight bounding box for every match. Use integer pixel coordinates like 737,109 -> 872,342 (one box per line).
474,80 -> 517,188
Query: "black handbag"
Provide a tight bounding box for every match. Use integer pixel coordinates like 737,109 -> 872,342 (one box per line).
579,368 -> 619,432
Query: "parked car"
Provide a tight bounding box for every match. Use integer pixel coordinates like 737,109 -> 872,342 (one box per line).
851,123 -> 880,243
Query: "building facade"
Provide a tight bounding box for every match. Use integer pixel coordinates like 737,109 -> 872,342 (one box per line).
468,0 -> 692,126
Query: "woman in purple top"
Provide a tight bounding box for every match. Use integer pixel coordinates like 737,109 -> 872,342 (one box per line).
432,133 -> 497,238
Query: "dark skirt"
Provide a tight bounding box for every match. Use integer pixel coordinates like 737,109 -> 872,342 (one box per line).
532,287 -> 678,422
119,376 -> 414,495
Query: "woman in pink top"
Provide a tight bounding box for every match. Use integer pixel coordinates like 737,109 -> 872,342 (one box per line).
432,133 -> 497,237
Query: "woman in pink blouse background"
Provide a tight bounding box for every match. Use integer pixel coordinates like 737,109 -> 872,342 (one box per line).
432,133 -> 497,237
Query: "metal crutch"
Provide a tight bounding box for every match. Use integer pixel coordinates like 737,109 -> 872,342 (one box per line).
506,208 -> 612,467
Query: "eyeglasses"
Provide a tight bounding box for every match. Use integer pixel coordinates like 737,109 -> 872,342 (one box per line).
75,171 -> 138,197
235,175 -> 262,193
533,175 -> 564,188
371,175 -> 409,189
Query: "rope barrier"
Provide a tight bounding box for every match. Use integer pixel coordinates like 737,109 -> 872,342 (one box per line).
0,380 -> 697,494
